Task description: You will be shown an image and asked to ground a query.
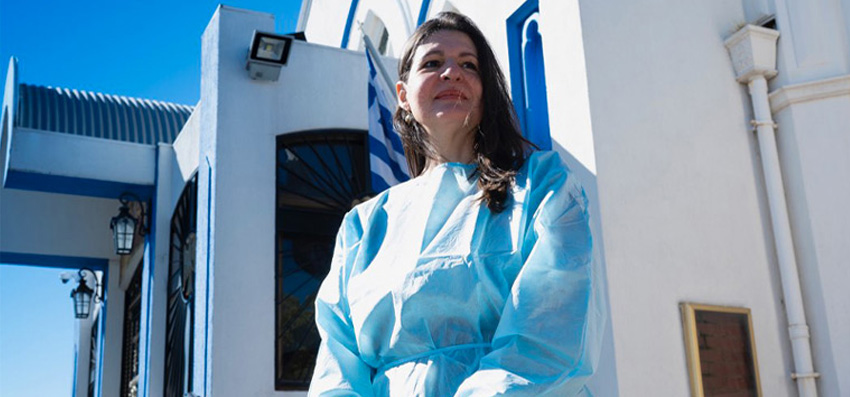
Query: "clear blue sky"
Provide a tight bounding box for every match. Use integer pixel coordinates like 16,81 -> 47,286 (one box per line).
0,1 -> 302,396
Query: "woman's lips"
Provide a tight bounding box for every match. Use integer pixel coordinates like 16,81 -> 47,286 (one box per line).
435,90 -> 466,100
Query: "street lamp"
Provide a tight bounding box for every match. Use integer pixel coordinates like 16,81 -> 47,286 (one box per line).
62,268 -> 102,319
110,192 -> 148,255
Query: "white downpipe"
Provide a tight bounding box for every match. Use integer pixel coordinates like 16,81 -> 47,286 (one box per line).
748,75 -> 819,397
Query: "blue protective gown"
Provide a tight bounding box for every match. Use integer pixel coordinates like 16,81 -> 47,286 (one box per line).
308,151 -> 605,396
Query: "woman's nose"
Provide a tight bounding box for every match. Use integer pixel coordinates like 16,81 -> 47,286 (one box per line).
440,62 -> 462,81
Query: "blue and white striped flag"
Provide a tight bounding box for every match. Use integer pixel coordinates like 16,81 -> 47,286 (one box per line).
366,50 -> 410,192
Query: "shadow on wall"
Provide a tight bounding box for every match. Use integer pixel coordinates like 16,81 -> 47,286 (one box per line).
552,141 -> 619,396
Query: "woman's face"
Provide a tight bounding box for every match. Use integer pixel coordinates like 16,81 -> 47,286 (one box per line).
397,30 -> 483,136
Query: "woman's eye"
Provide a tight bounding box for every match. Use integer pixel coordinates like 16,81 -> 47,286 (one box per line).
422,60 -> 440,68
463,62 -> 479,71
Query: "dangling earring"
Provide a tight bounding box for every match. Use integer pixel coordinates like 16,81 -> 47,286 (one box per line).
404,112 -> 414,124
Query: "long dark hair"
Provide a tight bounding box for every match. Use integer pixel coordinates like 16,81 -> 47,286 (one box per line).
393,11 -> 533,213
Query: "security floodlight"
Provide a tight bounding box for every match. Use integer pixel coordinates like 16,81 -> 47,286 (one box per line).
247,31 -> 293,81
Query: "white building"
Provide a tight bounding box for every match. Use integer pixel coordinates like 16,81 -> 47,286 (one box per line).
1,0 -> 847,396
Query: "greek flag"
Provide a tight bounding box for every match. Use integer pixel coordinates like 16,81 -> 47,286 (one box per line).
367,50 -> 410,192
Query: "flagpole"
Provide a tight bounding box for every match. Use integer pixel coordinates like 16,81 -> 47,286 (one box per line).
358,22 -> 398,103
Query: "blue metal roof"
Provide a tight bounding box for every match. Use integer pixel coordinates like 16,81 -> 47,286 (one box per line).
14,83 -> 193,145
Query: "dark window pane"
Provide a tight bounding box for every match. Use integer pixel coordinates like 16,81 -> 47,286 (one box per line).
275,130 -> 369,390
165,174 -> 198,397
695,310 -> 758,397
121,265 -> 143,397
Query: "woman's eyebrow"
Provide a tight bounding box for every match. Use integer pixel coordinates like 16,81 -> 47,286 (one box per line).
420,49 -> 478,58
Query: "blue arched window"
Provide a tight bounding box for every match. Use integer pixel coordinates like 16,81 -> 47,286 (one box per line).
507,1 -> 552,150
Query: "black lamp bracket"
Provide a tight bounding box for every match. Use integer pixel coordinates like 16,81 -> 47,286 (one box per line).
77,267 -> 103,303
118,192 -> 150,236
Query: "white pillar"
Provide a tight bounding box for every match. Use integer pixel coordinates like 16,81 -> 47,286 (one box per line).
726,25 -> 819,397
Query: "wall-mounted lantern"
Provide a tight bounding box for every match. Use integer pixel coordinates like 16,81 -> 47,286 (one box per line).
110,192 -> 148,255
61,268 -> 102,319
246,30 -> 293,81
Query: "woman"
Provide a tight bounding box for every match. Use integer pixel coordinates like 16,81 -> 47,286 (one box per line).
309,12 -> 604,396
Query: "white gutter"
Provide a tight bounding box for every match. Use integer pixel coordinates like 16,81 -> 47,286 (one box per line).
725,25 -> 819,397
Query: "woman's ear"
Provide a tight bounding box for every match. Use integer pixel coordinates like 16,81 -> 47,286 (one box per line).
396,81 -> 409,111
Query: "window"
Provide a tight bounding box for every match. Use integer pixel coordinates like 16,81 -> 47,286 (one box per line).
88,316 -> 100,397
164,174 -> 198,397
275,130 -> 369,390
120,264 -> 143,397
360,10 -> 391,55
681,303 -> 763,396
507,1 -> 552,150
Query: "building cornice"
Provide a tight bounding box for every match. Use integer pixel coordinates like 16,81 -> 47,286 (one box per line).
769,74 -> 850,114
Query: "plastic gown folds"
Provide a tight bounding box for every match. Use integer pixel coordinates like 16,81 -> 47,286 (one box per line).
309,151 -> 605,396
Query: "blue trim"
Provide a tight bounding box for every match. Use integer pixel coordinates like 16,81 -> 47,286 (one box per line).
521,18 -> 551,150
71,349 -> 78,397
340,0 -> 360,48
4,169 -> 153,200
149,152 -> 160,396
506,0 -> 539,139
93,262 -> 109,397
140,231 -> 153,397
203,158 -> 212,396
417,0 -> 432,26
140,147 -> 160,397
0,252 -> 108,270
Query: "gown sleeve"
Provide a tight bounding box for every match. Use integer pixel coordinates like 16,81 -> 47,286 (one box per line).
308,211 -> 375,397
454,152 -> 606,396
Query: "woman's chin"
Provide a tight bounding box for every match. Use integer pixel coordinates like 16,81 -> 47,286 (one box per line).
431,110 -> 480,126
424,119 -> 478,135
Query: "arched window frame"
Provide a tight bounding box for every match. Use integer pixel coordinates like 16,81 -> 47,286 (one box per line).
274,129 -> 370,390
507,0 -> 552,150
164,173 -> 198,397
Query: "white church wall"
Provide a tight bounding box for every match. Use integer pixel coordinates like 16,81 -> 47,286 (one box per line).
198,6 -> 318,396
136,143 -> 174,397
539,0 -> 596,175
147,109 -> 202,397
343,0 -> 413,57
304,0 -> 523,93
578,0 -> 796,395
0,121 -> 126,262
171,106 -> 201,206
771,0 -> 849,88
770,88 -> 850,397
302,0 -> 352,51
200,4 -> 409,394
100,257 -> 125,397
74,314 -> 94,397
0,187 -> 119,260
6,127 -> 156,187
